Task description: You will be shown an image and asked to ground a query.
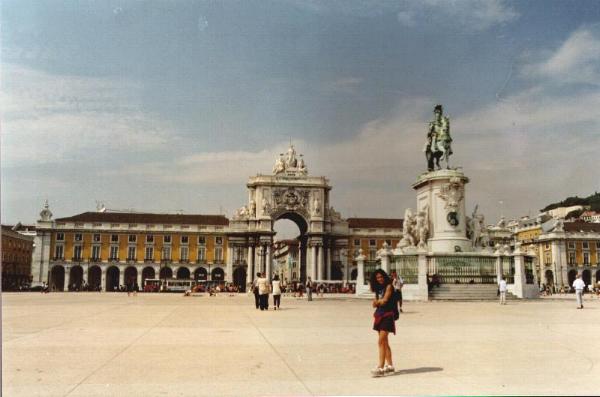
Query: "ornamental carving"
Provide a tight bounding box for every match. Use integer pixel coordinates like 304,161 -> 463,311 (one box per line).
437,176 -> 463,212
272,187 -> 309,213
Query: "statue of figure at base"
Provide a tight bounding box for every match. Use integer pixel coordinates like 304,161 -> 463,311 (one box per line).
424,104 -> 453,171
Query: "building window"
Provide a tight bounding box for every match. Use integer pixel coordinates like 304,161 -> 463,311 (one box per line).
74,233 -> 83,242
92,234 -> 101,243
146,235 -> 154,243
54,245 -> 64,259
198,247 -> 206,261
583,252 -> 590,265
56,232 -> 65,241
180,246 -> 189,261
369,249 -> 377,260
145,247 -> 154,261
73,245 -> 82,260
163,235 -> 171,244
369,239 -> 376,247
568,252 -> 576,265
162,246 -> 171,261
109,246 -> 119,260
92,245 -> 101,260
215,236 -> 223,245
545,243 -> 550,250
597,242 -> 600,249
128,234 -> 137,243
353,239 -> 360,246
198,236 -> 206,245
181,235 -> 189,244
111,234 -> 119,243
214,247 -> 223,261
128,246 -> 137,261
385,239 -> 392,246
582,241 -> 589,250
568,242 -> 575,249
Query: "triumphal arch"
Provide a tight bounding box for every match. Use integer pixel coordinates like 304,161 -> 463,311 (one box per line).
227,145 -> 349,284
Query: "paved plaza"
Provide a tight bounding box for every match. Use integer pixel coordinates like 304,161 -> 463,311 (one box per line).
3,293 -> 600,396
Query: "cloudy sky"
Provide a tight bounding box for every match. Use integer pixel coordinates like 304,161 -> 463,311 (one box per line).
2,0 -> 600,229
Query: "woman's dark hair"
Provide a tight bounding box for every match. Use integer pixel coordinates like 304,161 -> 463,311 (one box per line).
370,269 -> 391,292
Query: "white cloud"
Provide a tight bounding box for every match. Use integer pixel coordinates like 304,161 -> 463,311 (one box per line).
521,26 -> 600,85
397,0 -> 518,31
1,64 -> 173,165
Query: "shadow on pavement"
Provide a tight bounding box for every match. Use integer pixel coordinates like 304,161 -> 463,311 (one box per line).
393,367 -> 443,376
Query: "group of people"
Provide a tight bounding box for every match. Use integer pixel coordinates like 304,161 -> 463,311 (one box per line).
252,272 -> 283,310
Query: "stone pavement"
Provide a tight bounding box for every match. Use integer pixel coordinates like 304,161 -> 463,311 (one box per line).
3,292 -> 600,396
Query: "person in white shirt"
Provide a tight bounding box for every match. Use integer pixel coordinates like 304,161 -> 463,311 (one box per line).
391,272 -> 404,313
271,275 -> 282,310
257,272 -> 270,311
498,277 -> 508,305
572,274 -> 586,309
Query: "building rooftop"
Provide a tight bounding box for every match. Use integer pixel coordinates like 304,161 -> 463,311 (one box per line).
347,218 -> 403,229
563,221 -> 600,233
55,212 -> 229,226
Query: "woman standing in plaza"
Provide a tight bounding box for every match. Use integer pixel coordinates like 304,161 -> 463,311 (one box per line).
272,274 -> 282,310
370,269 -> 396,377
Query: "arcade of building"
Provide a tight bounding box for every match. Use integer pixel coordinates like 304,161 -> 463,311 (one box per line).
31,146 -> 403,292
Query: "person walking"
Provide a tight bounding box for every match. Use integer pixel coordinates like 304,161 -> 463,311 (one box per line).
306,277 -> 313,301
253,272 -> 261,309
391,271 -> 404,313
573,274 -> 585,309
257,272 -> 270,311
272,274 -> 282,310
498,277 -> 507,305
370,269 -> 397,377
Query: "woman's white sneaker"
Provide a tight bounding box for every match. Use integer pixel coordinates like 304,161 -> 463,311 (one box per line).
383,364 -> 395,374
371,367 -> 384,377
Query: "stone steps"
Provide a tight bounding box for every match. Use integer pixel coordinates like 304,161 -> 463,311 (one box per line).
430,284 -> 518,300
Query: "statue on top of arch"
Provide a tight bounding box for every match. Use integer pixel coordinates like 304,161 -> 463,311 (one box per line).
273,144 -> 308,176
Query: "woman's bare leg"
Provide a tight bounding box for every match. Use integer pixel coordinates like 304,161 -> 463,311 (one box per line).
385,338 -> 393,366
378,331 -> 388,368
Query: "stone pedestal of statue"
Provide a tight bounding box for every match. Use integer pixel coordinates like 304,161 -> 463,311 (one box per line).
412,169 -> 472,253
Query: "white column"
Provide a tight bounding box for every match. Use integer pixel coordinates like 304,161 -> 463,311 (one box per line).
317,245 -> 323,281
326,246 -> 332,280
101,267 -> 107,292
343,250 -> 349,282
137,269 -> 143,289
64,266 -> 70,291
119,267 -> 125,288
226,246 -> 234,283
379,243 -> 391,274
246,246 -> 254,285
355,249 -> 366,295
495,254 -> 502,283
266,245 -> 272,281
513,254 -> 525,298
310,244 -> 317,280
417,254 -> 429,301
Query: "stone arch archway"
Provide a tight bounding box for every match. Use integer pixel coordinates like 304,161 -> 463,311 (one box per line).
227,144 -> 349,286
142,267 -> 155,286
106,266 -> 119,292
69,265 -> 84,290
50,265 -> 65,291
212,267 -> 224,282
124,266 -> 137,288
545,269 -> 554,286
568,269 -> 578,289
88,266 -> 101,290
194,267 -> 207,281
159,267 -> 172,280
582,269 -> 591,286
233,267 -> 246,291
176,267 -> 190,279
